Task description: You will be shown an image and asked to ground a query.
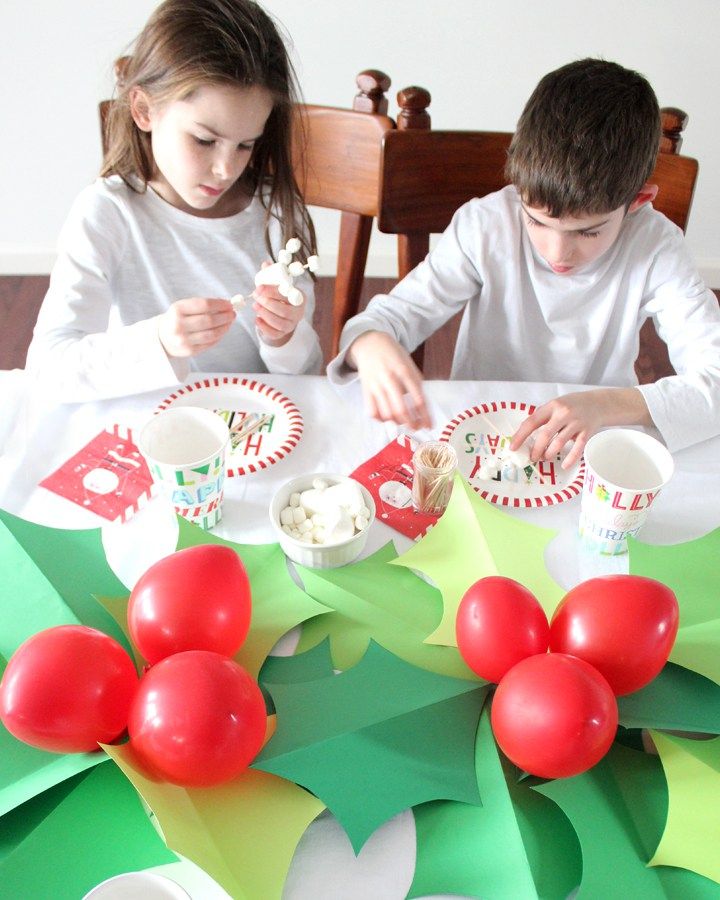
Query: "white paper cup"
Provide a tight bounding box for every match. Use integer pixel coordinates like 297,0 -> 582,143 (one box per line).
578,428 -> 674,555
138,407 -> 229,530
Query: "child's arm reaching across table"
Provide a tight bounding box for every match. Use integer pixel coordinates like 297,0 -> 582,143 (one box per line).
347,331 -> 432,431
510,387 -> 653,470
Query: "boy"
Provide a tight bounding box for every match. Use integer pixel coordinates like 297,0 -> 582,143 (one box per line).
327,59 -> 720,467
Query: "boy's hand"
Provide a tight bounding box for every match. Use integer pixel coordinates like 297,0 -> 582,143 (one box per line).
253,283 -> 305,346
159,297 -> 235,358
347,331 -> 432,430
510,387 -> 652,470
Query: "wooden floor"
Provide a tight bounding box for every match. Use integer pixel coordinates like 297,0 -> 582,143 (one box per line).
2,275 -> 717,383
0,275 -> 462,379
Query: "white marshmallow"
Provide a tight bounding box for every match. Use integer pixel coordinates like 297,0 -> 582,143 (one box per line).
289,492 -> 301,507
285,237 -> 302,253
323,481 -> 365,517
280,506 -> 294,526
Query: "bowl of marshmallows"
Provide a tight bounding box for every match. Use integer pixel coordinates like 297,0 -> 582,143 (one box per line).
269,473 -> 376,569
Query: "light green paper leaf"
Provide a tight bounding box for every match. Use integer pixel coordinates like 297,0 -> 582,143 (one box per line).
629,528 -> 720,686
296,542 -> 477,679
255,642 -> 487,852
176,517 -> 331,678
649,731 -> 720,885
391,474 -> 563,646
105,740 -> 324,900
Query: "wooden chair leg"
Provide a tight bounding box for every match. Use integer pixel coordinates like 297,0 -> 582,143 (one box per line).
332,212 -> 373,357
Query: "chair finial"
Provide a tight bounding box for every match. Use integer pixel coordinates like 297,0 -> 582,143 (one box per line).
660,107 -> 689,155
354,70 -> 391,115
396,86 -> 431,130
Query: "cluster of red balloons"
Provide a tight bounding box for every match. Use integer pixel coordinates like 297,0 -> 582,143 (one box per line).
0,545 -> 266,787
456,574 -> 679,779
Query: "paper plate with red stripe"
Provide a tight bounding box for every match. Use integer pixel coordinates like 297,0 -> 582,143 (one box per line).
156,377 -> 303,477
439,400 -> 585,507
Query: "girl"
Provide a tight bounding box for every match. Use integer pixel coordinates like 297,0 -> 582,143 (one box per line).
27,0 -> 322,401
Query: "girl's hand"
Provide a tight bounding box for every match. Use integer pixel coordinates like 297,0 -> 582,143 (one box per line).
252,259 -> 305,346
347,331 -> 432,430
253,285 -> 305,345
510,387 -> 652,470
159,297 -> 235,358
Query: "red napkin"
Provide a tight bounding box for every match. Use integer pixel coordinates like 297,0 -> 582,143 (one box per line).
39,425 -> 156,523
350,436 -> 438,540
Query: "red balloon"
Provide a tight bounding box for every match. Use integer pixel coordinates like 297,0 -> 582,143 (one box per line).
549,575 -> 679,695
491,653 -> 618,779
456,576 -> 549,682
0,625 -> 138,753
128,544 -> 251,664
128,650 -> 266,786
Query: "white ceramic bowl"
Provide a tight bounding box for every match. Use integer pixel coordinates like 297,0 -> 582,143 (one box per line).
269,473 -> 376,569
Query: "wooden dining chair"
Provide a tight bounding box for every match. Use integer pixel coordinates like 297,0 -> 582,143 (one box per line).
372,95 -> 698,372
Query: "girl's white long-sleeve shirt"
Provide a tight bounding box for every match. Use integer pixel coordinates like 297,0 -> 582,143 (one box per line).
329,186 -> 720,451
27,176 -> 322,401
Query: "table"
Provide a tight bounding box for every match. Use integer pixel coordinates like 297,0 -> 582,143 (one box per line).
2,371 -> 720,899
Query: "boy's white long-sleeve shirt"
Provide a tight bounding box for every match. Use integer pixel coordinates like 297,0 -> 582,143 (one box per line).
27,176 -> 322,401
329,186 -> 720,451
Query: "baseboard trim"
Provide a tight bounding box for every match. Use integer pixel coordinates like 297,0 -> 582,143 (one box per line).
2,246 -> 719,289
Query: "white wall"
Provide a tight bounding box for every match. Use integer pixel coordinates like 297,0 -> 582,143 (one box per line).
1,0 -> 718,285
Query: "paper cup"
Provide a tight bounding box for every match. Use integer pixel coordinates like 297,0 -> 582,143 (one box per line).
138,407 -> 229,530
578,428 -> 674,555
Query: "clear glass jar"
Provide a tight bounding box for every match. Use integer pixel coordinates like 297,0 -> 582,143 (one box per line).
411,440 -> 458,515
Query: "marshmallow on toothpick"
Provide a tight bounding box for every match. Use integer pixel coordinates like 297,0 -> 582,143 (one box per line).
252,238 -> 320,306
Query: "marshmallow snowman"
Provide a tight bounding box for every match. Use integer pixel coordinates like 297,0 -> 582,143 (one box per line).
231,238 -> 319,309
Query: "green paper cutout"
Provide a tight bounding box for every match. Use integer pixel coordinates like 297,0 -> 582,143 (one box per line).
0,518 -> 80,659
259,638 -> 335,685
391,475 -> 563,646
105,741 -> 325,900
629,528 -> 720,686
255,642 -> 488,852
0,761 -> 175,899
0,772 -> 83,863
410,706 -> 560,899
0,509 -> 130,650
175,517 -> 330,678
618,663 -> 720,733
536,743 -> 720,897
650,731 -> 720,885
0,517 -> 112,818
296,542 -> 477,679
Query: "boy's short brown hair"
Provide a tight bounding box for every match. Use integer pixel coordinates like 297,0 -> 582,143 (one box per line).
506,58 -> 661,217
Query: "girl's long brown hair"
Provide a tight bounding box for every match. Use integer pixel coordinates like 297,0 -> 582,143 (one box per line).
101,0 -> 316,263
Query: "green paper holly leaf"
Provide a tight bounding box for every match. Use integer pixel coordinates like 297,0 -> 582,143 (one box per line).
536,742 -> 720,896
618,662 -> 720,733
629,528 -> 720,686
254,642 -> 488,852
649,731 -> 720,885
0,763 -> 175,899
409,706 -> 581,899
259,638 -> 335,686
0,509 -> 130,650
105,739 -> 324,900
0,516 -> 118,817
176,517 -> 331,678
296,542 -> 476,679
391,474 -> 564,646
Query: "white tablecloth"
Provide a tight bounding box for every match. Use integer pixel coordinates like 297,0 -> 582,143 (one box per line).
2,370 -> 719,899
